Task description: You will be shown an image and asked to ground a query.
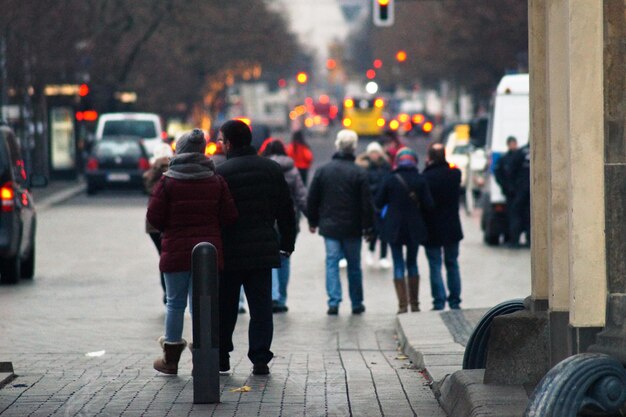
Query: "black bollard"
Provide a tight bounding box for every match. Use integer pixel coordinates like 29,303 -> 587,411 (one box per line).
191,242 -> 220,404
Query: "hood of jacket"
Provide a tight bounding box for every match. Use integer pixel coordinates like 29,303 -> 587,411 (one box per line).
164,153 -> 215,180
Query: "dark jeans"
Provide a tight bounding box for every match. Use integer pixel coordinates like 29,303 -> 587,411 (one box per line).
368,236 -> 388,258
389,242 -> 419,280
220,268 -> 274,365
298,168 -> 309,185
425,243 -> 461,310
149,232 -> 166,294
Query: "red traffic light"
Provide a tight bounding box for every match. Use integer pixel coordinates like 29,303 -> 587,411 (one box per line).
366,69 -> 376,79
78,84 -> 89,97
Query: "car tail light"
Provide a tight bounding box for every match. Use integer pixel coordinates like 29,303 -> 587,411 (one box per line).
86,157 -> 99,171
1,182 -> 15,212
138,157 -> 150,170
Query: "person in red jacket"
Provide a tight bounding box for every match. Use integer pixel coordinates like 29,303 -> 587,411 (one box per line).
286,130 -> 314,184
147,129 -> 238,375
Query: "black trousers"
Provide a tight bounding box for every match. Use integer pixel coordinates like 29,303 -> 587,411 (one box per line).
148,232 -> 166,294
219,268 -> 274,365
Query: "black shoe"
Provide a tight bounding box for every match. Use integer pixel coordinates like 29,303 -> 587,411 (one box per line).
272,301 -> 289,313
352,305 -> 366,315
219,357 -> 230,373
238,307 -> 246,314
252,363 -> 269,375
327,306 -> 339,315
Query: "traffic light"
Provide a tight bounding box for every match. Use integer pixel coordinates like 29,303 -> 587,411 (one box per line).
373,0 -> 394,27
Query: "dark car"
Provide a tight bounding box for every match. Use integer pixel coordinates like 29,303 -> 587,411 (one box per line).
0,124 -> 41,284
85,136 -> 151,195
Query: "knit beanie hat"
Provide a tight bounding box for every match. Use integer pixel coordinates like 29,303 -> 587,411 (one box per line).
176,129 -> 206,154
366,141 -> 384,155
395,146 -> 418,166
335,129 -> 358,153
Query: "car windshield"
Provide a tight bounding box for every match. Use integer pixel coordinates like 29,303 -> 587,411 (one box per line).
95,140 -> 143,158
102,120 -> 157,138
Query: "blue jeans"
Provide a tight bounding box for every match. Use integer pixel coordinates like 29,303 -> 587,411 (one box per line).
163,271 -> 193,342
425,243 -> 462,310
272,255 -> 290,306
389,242 -> 419,280
324,237 -> 364,308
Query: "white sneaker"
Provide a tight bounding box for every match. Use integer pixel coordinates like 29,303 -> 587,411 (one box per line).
339,259 -> 347,268
379,258 -> 392,269
365,252 -> 375,267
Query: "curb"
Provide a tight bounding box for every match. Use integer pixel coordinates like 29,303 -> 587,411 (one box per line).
395,315 -> 426,370
36,182 -> 86,211
0,362 -> 15,389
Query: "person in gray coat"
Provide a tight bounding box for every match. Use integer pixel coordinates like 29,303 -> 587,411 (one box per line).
262,139 -> 307,312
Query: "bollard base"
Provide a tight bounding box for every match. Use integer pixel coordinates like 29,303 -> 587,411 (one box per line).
192,347 -> 220,404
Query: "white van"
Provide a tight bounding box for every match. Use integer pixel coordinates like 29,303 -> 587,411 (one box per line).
95,113 -> 164,157
481,74 -> 529,245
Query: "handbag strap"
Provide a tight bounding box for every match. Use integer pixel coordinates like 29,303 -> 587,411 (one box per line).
394,173 -> 420,207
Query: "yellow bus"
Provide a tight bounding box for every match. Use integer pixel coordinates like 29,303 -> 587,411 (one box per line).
342,97 -> 385,137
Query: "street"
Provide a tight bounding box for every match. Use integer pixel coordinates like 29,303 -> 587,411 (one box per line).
0,135 -> 530,416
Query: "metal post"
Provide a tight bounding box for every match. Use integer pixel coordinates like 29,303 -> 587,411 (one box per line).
191,242 -> 220,404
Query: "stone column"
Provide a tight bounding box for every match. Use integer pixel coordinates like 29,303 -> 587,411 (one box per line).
529,0 -> 549,311
566,0 -> 606,352
545,0 -> 572,365
589,0 -> 626,363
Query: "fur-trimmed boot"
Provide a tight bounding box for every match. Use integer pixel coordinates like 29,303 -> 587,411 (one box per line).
393,279 -> 409,314
408,276 -> 420,312
154,336 -> 187,375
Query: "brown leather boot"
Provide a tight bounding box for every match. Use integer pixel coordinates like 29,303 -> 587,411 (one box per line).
408,276 -> 420,312
153,336 -> 187,375
393,279 -> 409,314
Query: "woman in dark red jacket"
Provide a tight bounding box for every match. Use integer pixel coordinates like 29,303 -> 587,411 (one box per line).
147,129 -> 238,375
286,130 -> 313,184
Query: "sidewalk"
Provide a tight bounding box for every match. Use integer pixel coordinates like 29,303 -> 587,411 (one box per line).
31,178 -> 86,211
395,310 -> 531,417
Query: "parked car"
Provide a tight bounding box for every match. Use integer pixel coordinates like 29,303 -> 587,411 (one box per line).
95,112 -> 164,157
85,137 -> 151,195
0,123 -> 46,284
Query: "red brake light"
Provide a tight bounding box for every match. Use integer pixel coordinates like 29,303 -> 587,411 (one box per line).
86,157 -> 99,171
138,157 -> 150,171
1,182 -> 15,212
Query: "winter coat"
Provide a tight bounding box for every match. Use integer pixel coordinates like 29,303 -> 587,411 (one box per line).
217,146 -> 297,271
375,165 -> 434,245
307,152 -> 374,239
146,175 -> 238,272
143,156 -> 170,233
494,150 -> 517,198
422,161 -> 464,247
268,154 -> 308,219
287,142 -> 314,170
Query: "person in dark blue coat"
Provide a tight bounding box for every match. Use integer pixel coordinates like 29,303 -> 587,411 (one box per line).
375,147 -> 434,313
422,143 -> 464,310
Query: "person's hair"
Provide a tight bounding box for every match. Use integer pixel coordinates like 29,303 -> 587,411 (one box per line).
428,143 -> 447,164
219,120 -> 252,148
291,130 -> 308,146
383,129 -> 399,142
262,139 -> 287,157
506,136 -> 518,145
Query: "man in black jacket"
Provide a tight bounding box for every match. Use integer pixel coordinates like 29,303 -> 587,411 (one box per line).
423,143 -> 464,310
216,120 -> 296,375
307,129 -> 374,315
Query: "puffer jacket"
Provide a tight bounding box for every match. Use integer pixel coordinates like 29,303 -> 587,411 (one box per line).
268,155 -> 307,217
307,152 -> 373,239
217,146 -> 297,271
147,174 -> 238,272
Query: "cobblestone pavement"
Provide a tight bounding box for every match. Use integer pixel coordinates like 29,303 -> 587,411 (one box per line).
0,193 -> 446,417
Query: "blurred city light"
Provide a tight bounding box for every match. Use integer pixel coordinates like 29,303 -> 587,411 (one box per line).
365,82 -> 379,94
373,59 -> 383,69
78,84 -> 89,97
396,50 -> 407,62
366,69 -> 376,79
326,59 -> 337,70
296,72 -> 308,84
